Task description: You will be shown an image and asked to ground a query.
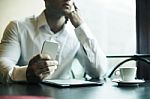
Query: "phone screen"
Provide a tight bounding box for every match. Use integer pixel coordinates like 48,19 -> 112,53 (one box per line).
41,41 -> 59,59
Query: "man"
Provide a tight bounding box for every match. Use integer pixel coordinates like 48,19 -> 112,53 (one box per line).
0,0 -> 107,83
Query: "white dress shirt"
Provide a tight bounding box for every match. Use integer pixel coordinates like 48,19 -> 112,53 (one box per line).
0,11 -> 108,83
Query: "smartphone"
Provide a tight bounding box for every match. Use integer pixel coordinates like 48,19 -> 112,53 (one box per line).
41,41 -> 59,59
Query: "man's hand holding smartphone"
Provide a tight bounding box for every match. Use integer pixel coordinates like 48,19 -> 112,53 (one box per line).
26,41 -> 59,83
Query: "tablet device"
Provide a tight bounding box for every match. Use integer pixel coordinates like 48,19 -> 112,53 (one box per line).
41,79 -> 103,88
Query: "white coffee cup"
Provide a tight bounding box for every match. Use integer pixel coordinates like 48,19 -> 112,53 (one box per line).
119,67 -> 137,81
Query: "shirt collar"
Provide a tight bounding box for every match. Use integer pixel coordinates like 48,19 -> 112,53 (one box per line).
37,11 -> 48,29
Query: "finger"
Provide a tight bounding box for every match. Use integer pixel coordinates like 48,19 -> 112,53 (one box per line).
37,66 -> 57,78
39,72 -> 49,80
48,65 -> 57,74
46,60 -> 58,66
29,54 -> 41,64
35,67 -> 50,76
73,2 -> 78,11
36,60 -> 58,69
40,54 -> 51,60
35,60 -> 47,69
37,66 -> 57,79
48,65 -> 57,71
39,65 -> 57,73
29,54 -> 51,65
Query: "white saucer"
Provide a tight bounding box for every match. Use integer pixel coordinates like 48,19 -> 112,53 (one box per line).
112,79 -> 145,86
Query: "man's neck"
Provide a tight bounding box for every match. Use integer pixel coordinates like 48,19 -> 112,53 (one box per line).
44,10 -> 66,33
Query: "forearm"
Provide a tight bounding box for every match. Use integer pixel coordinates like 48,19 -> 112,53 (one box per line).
65,4 -> 108,77
0,58 -> 27,83
75,23 -> 108,78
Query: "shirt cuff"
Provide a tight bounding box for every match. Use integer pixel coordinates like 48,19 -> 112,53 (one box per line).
9,66 -> 27,82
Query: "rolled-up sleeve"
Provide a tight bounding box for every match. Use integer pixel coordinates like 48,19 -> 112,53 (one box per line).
0,21 -> 27,83
75,23 -> 108,79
